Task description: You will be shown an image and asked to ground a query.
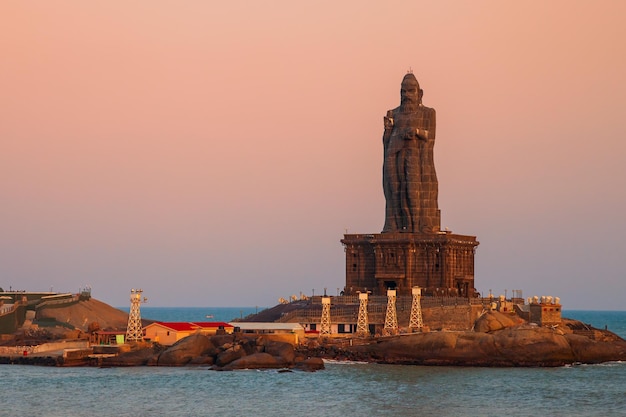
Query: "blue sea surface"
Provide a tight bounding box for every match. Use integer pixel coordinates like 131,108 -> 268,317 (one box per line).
564,310 -> 626,339
2,360 -> 625,416
123,306 -> 264,323
3,309 -> 625,417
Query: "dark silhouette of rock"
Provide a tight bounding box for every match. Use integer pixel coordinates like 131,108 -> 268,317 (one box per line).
223,352 -> 286,370
262,340 -> 296,364
188,356 -> 214,366
294,357 -> 325,372
211,334 -> 236,347
215,343 -> 247,367
240,337 -> 261,355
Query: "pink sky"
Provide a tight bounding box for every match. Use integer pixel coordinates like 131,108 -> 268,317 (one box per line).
2,1 -> 626,309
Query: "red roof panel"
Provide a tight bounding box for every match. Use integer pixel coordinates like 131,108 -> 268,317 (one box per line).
152,322 -> 198,332
191,321 -> 234,329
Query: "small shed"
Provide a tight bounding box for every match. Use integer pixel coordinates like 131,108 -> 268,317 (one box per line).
229,322 -> 305,344
91,330 -> 126,345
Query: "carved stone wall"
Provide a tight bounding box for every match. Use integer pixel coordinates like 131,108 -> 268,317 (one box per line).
342,232 -> 478,297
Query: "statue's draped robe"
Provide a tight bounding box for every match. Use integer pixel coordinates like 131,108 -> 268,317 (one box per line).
382,104 -> 439,233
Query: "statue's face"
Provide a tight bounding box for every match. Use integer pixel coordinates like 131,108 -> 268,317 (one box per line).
401,79 -> 420,106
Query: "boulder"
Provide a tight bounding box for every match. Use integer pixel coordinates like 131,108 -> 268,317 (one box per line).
346,325 -> 626,367
262,340 -> 296,364
565,333 -> 626,363
158,333 -> 215,366
240,338 -> 260,355
215,344 -> 247,367
294,357 -> 325,372
490,326 -> 575,365
474,311 -> 520,333
209,334 -> 236,348
223,352 -> 286,370
359,332 -> 500,365
188,356 -> 214,366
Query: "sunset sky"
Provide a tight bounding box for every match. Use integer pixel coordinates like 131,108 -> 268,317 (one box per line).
2,1 -> 625,309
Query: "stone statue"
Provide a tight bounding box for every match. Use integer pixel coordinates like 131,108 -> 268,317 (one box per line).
382,73 -> 440,233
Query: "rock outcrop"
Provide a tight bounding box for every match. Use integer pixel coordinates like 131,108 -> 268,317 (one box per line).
100,333 -> 324,371
156,333 -> 216,366
101,343 -> 164,367
301,313 -> 626,367
473,310 -> 522,333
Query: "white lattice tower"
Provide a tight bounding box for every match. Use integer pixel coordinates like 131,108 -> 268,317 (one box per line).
126,289 -> 145,342
409,286 -> 424,331
355,291 -> 370,337
383,289 -> 398,336
319,296 -> 331,337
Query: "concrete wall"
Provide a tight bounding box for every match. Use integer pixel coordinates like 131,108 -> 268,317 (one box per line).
530,303 -> 562,326
0,340 -> 89,356
0,304 -> 26,334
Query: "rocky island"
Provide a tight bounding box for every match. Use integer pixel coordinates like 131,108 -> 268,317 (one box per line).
1,295 -> 625,370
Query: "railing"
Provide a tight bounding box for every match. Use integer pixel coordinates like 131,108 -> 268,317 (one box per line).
309,295 -> 476,307
0,304 -> 18,316
277,295 -> 493,325
0,345 -> 35,355
35,295 -> 80,309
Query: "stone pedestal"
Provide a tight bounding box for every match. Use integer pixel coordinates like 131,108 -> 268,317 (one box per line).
341,231 -> 478,297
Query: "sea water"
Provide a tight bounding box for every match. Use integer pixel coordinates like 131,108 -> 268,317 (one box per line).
2,309 -> 625,417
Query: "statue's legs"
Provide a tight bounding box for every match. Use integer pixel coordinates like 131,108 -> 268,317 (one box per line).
418,141 -> 440,233
401,148 -> 420,232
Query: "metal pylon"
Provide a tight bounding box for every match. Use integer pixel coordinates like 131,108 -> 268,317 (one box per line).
319,296 -> 331,336
383,289 -> 398,336
409,286 -> 424,331
355,291 -> 370,337
126,289 -> 145,342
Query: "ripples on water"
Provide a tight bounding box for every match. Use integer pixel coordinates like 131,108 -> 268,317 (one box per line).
3,361 -> 626,417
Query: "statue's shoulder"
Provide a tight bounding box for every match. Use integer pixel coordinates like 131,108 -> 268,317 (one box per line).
386,107 -> 400,118
421,105 -> 436,117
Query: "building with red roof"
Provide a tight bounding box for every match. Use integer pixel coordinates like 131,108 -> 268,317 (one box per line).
143,321 -> 234,345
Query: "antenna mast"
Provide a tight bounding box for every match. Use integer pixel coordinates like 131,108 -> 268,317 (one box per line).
409,286 -> 424,331
126,289 -> 146,342
382,288 -> 398,336
355,291 -> 370,337
319,295 -> 332,337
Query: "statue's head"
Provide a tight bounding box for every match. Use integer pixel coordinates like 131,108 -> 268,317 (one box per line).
400,73 -> 423,107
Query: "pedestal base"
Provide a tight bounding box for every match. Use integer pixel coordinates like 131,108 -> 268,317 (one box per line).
341,231 -> 479,297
